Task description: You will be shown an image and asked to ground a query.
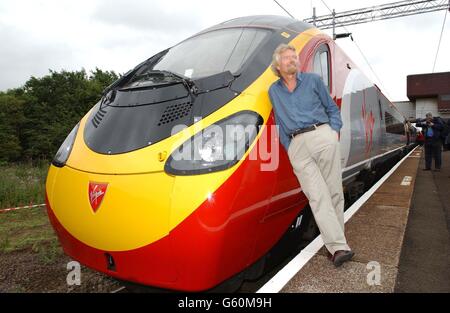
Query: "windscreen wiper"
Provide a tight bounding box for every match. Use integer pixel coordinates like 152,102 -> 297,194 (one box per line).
100,49 -> 169,104
157,70 -> 200,95
116,70 -> 199,96
146,70 -> 236,96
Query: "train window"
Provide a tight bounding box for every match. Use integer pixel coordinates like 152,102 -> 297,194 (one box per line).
152,28 -> 271,80
385,111 -> 404,135
312,45 -> 330,91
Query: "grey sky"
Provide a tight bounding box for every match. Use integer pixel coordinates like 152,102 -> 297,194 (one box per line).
0,0 -> 449,101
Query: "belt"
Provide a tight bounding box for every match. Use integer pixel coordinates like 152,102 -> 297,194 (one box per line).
290,122 -> 327,139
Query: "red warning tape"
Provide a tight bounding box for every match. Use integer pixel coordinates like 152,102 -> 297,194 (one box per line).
0,203 -> 46,213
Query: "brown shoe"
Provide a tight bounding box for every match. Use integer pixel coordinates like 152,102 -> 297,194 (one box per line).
327,251 -> 333,260
331,250 -> 355,267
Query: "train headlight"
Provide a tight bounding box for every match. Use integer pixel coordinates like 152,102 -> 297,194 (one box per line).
164,111 -> 263,175
52,123 -> 79,167
198,132 -> 224,162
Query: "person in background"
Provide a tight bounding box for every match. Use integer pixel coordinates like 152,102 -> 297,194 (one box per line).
416,130 -> 425,146
415,112 -> 444,171
443,118 -> 450,151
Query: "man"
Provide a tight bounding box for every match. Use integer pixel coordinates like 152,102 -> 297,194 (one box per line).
415,112 -> 444,171
445,119 -> 450,151
268,44 -> 354,267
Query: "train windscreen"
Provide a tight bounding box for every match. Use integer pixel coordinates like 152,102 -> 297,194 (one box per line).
152,28 -> 271,79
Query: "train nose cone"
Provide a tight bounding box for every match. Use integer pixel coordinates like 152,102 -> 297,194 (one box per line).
46,165 -> 174,251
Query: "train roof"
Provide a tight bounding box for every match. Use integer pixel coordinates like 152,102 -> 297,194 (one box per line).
192,15 -> 314,37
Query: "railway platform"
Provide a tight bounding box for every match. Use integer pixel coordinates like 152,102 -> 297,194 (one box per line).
259,147 -> 450,293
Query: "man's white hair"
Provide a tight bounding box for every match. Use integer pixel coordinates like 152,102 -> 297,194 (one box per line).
271,44 -> 297,77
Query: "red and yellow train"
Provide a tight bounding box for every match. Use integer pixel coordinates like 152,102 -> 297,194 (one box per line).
45,15 -> 415,292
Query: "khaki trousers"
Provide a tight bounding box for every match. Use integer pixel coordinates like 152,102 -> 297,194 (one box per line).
287,123 -> 350,254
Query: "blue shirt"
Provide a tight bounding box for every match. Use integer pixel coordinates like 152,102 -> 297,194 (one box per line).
268,72 -> 343,151
416,117 -> 443,140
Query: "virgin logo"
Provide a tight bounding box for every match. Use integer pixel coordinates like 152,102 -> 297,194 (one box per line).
88,182 -> 108,212
361,90 -> 375,155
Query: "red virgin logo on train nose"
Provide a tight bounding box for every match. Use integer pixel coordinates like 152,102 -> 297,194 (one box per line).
88,182 -> 108,213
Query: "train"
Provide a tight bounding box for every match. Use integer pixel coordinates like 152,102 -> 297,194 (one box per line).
45,15 -> 417,292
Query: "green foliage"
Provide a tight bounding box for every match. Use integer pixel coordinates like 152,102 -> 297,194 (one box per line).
0,68 -> 119,162
0,93 -> 25,162
0,204 -> 62,259
0,162 -> 49,208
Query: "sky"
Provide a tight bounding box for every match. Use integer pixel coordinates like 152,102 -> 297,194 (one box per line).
0,0 -> 449,101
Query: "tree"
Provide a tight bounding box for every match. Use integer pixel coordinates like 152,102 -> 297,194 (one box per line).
0,68 -> 119,162
0,92 -> 25,162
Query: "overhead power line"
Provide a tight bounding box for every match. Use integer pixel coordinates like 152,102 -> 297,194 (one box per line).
318,0 -> 392,99
271,0 -> 450,100
432,8 -> 448,72
272,0 -> 296,19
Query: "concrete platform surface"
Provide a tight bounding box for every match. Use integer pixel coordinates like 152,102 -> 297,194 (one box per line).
395,149 -> 450,293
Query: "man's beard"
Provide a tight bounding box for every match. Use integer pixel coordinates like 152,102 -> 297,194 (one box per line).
286,64 -> 297,74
